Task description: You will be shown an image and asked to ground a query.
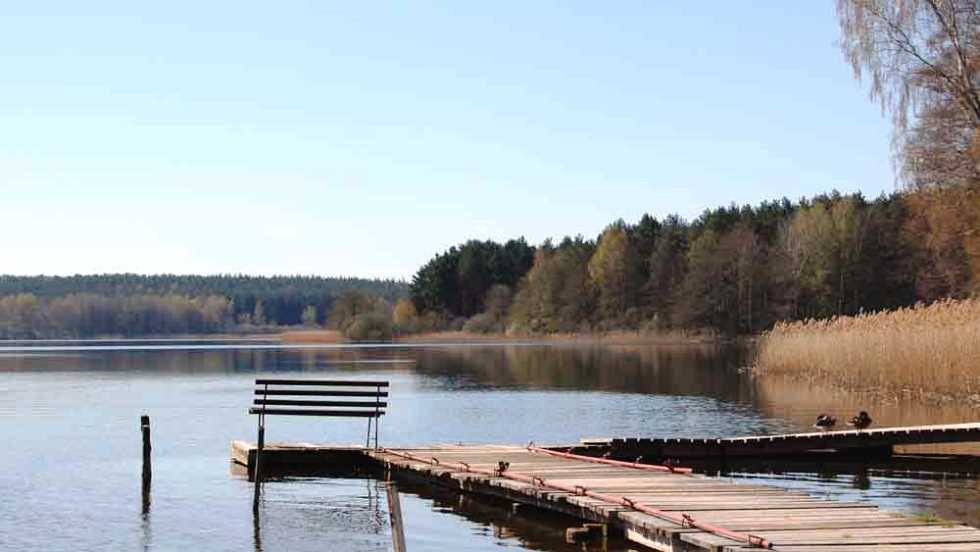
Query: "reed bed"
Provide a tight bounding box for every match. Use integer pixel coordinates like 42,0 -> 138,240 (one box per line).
755,298 -> 980,401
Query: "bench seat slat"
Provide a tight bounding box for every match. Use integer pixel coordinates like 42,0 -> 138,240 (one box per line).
254,399 -> 387,408
254,389 -> 388,397
254,379 -> 389,387
249,407 -> 384,417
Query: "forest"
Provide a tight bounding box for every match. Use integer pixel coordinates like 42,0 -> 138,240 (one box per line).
1,187 -> 975,340
0,274 -> 407,338
405,189 -> 978,336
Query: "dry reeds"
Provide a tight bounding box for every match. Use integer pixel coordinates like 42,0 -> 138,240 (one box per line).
755,298 -> 980,400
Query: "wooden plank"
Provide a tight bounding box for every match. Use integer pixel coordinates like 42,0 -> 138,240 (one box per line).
253,399 -> 387,408
254,379 -> 389,386
248,408 -> 384,417
254,389 -> 388,397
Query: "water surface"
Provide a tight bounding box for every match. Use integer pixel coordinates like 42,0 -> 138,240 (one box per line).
1,341 -> 977,551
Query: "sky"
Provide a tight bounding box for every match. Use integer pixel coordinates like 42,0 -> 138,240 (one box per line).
0,2 -> 894,279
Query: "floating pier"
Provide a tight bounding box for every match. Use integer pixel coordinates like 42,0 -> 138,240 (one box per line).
576,422 -> 980,459
232,436 -> 980,551
369,444 -> 980,551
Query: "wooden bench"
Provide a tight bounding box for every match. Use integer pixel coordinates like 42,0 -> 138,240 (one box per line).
248,378 -> 389,510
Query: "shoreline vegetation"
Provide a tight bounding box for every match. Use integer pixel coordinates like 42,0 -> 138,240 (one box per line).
277,328 -> 718,345
0,186 -> 976,407
2,185 -> 977,344
0,274 -> 407,340
755,298 -> 980,404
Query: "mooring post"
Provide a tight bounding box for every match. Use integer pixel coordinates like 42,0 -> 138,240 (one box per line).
141,415 -> 152,476
386,482 -> 407,552
140,414 -> 152,514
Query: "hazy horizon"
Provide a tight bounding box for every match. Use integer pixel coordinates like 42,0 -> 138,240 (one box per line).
2,3 -> 893,279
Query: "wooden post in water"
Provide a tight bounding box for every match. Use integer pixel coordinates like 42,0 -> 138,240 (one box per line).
140,415 -> 151,514
141,415 -> 152,475
386,481 -> 407,552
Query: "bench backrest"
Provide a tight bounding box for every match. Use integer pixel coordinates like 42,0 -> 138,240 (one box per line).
249,378 -> 388,418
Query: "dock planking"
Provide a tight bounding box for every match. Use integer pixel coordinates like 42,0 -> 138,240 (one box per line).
234,441 -> 980,551
369,444 -> 980,551
577,422 -> 980,459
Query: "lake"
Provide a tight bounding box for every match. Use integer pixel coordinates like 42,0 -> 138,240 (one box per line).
1,340 -> 978,551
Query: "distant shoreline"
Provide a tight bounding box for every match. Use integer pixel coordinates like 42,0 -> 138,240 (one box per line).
278,328 -> 722,346
0,329 -> 724,346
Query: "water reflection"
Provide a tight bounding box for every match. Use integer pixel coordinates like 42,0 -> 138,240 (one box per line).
408,343 -> 756,401
253,509 -> 262,552
251,477 -> 390,552
1,340 -> 978,551
395,478 -> 633,551
755,375 -> 980,454
140,502 -> 152,552
0,345 -> 410,374
250,478 -> 390,552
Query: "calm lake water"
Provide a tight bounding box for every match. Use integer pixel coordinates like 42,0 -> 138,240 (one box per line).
1,340 -> 978,551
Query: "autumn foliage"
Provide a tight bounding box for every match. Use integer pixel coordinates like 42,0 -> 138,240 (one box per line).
410,187 -> 979,336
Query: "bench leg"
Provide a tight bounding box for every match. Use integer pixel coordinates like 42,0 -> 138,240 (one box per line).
252,419 -> 264,513
365,418 -> 372,448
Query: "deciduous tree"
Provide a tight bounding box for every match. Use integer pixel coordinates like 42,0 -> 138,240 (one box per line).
588,222 -> 639,324
837,0 -> 980,186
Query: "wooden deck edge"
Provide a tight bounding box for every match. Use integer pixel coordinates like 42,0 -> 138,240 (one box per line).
367,451 -> 723,551
230,440 -> 371,479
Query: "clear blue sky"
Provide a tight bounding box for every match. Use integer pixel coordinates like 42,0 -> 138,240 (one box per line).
1,2 -> 892,279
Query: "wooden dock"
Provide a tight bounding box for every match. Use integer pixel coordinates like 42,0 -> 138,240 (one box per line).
233,441 -> 980,551
370,444 -> 980,551
576,422 -> 980,459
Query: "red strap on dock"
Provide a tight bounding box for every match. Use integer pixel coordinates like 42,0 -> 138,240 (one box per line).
377,449 -> 773,549
526,444 -> 693,474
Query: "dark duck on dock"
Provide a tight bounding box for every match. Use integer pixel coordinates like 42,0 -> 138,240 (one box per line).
849,411 -> 873,430
814,414 -> 837,430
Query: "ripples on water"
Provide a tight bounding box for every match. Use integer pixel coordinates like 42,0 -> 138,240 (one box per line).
0,340 -> 977,551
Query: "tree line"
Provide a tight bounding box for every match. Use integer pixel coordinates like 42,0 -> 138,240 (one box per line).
404,189 -> 977,336
2,186 -> 972,340
0,274 -> 407,338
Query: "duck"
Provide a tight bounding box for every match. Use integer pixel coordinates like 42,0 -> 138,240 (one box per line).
848,411 -> 873,430
814,414 -> 837,430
